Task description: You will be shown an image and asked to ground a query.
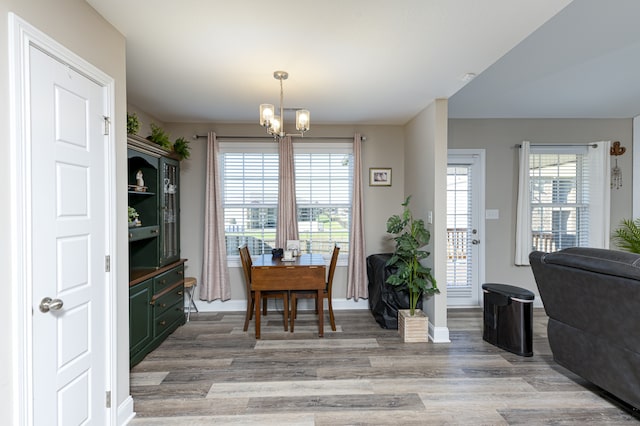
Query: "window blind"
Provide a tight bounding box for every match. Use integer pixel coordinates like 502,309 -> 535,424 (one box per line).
529,149 -> 589,252
220,147 -> 279,256
294,145 -> 353,255
446,166 -> 473,294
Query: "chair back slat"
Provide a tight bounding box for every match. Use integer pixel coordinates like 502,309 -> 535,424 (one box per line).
238,244 -> 252,294
327,245 -> 340,293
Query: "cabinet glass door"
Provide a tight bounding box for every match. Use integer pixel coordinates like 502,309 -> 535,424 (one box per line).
160,157 -> 180,266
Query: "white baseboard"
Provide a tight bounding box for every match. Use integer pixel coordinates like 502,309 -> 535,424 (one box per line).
430,323 -> 451,343
117,395 -> 135,425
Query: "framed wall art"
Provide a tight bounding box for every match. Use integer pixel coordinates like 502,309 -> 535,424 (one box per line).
369,167 -> 392,186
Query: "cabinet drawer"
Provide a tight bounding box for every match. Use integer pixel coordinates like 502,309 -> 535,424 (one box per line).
129,226 -> 160,242
153,265 -> 184,293
154,301 -> 184,338
153,284 -> 184,316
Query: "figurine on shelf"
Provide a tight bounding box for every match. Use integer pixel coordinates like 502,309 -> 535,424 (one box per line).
136,170 -> 144,187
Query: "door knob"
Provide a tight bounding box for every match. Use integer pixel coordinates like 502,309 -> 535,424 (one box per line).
39,297 -> 64,313
472,239 -> 480,245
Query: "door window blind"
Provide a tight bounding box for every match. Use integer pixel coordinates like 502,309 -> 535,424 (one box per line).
446,166 -> 473,293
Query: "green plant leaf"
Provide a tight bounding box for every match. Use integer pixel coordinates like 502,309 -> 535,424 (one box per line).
613,218 -> 640,253
384,195 -> 439,313
173,136 -> 191,160
127,112 -> 140,135
146,123 -> 172,150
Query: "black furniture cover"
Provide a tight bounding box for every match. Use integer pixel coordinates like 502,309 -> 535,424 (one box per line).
367,253 -> 422,329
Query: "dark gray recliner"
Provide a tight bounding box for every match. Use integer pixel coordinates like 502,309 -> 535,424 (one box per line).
530,247 -> 640,409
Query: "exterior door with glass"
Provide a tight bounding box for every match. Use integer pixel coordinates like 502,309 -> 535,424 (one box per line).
447,150 -> 485,307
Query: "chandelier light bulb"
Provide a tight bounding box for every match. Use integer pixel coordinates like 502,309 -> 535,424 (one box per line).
296,110 -> 310,132
271,116 -> 281,135
259,104 -> 274,127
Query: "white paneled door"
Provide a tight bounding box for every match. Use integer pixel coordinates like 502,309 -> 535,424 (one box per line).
29,45 -> 109,424
447,150 -> 485,307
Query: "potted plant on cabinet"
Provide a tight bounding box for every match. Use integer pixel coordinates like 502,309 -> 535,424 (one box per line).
146,123 -> 173,151
386,195 -> 439,342
127,112 -> 140,135
128,206 -> 140,227
172,136 -> 191,160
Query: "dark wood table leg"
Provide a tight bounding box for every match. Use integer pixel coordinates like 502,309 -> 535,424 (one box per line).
318,288 -> 324,337
283,290 -> 289,332
255,289 -> 261,339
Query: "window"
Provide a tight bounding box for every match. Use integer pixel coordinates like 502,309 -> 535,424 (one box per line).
294,143 -> 353,256
530,149 -> 589,252
220,142 -> 278,256
220,141 -> 353,259
515,142 -> 609,265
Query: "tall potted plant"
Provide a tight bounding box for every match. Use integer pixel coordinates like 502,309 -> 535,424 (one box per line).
386,196 -> 439,341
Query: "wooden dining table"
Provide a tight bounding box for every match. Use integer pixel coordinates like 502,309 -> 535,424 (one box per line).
251,253 -> 326,339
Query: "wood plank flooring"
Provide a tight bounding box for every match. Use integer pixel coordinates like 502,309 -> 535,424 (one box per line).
129,308 -> 639,425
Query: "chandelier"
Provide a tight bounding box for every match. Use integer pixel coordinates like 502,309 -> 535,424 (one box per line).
259,70 -> 310,140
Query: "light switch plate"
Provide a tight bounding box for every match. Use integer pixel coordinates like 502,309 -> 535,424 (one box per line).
486,209 -> 499,220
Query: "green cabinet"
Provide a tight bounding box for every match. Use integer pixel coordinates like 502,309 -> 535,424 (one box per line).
128,136 -> 185,367
129,262 -> 186,367
129,278 -> 153,363
159,156 -> 180,266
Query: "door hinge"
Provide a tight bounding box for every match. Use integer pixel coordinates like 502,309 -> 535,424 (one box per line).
105,255 -> 111,272
106,390 -> 111,408
103,116 -> 110,136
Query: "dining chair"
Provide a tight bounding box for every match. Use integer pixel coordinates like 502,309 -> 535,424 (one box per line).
238,244 -> 289,332
290,245 -> 340,332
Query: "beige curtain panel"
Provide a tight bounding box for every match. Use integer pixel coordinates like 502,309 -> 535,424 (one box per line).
276,135 -> 299,248
347,133 -> 368,300
200,132 -> 231,301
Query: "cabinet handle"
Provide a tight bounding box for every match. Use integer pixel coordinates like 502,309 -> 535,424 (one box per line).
151,229 -> 159,234
159,320 -> 166,326
160,279 -> 166,284
177,291 -> 183,296
177,270 -> 184,275
129,233 -> 133,239
159,303 -> 167,308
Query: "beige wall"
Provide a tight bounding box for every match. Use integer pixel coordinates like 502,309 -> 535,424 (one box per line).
403,99 -> 449,338
448,118 -> 634,301
161,122 -> 405,310
1,0 -> 128,421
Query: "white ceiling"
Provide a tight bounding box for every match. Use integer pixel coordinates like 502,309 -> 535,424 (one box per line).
449,0 -> 640,119
86,0 -> 639,126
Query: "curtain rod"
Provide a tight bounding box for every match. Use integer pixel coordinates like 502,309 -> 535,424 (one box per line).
192,134 -> 366,141
516,143 -> 598,148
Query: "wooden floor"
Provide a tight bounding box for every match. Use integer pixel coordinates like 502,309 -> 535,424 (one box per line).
129,308 -> 638,425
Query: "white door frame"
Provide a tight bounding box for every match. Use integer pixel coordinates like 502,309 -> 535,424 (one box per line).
447,149 -> 486,307
9,14 -> 117,425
